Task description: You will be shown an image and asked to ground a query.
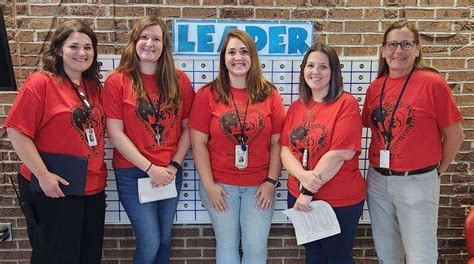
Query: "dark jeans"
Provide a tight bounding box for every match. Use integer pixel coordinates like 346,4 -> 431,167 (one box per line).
18,173 -> 105,264
114,167 -> 182,264
288,194 -> 364,264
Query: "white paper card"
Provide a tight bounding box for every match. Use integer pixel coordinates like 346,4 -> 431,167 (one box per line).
379,150 -> 390,169
283,201 -> 341,245
138,177 -> 177,204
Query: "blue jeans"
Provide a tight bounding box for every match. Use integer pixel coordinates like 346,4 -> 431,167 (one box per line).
288,194 -> 364,264
367,166 -> 439,264
114,167 -> 182,264
199,182 -> 274,264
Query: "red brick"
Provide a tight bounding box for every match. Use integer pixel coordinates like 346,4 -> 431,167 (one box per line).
220,8 -> 254,18
256,9 -> 290,19
182,8 -> 217,18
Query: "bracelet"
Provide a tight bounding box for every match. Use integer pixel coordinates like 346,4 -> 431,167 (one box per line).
145,163 -> 153,173
169,161 -> 181,170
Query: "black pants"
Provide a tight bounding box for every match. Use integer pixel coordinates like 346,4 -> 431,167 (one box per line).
18,174 -> 105,264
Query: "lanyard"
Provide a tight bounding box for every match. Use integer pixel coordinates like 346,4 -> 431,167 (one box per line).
230,92 -> 249,150
62,73 -> 93,117
144,89 -> 163,125
378,68 -> 415,150
302,101 -> 317,170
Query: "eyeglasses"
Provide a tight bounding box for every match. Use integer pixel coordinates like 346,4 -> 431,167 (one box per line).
384,40 -> 417,51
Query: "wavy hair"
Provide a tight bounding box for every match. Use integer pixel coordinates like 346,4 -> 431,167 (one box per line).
209,29 -> 274,104
114,16 -> 180,109
377,20 -> 439,78
299,42 -> 343,104
42,19 -> 101,90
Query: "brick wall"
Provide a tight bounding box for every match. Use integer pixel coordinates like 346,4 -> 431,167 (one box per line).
0,0 -> 472,263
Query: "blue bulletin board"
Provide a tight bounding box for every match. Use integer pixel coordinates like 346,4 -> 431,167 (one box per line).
101,19 -> 377,224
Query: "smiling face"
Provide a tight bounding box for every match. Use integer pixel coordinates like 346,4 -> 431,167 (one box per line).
61,32 -> 94,79
304,51 -> 331,101
224,37 -> 251,84
382,26 -> 420,78
135,24 -> 163,66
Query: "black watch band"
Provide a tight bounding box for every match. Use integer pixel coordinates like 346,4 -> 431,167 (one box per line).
300,186 -> 313,196
169,161 -> 181,170
265,178 -> 281,188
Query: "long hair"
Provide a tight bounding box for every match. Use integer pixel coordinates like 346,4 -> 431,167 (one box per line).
115,16 -> 180,109
377,20 -> 439,78
42,19 -> 101,90
209,29 -> 274,104
299,43 -> 343,104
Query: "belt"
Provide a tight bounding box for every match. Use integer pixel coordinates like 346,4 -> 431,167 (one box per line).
373,164 -> 438,176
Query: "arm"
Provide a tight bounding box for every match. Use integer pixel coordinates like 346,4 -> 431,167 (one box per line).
7,127 -> 69,198
190,128 -> 229,212
313,149 -> 356,182
438,122 -> 464,174
281,147 -> 324,193
106,118 -> 173,187
255,134 -> 282,210
166,119 -> 191,174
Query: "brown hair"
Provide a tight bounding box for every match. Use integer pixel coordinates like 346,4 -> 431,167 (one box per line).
298,42 -> 343,104
209,29 -> 274,104
114,16 -> 180,109
377,20 -> 439,78
42,19 -> 101,90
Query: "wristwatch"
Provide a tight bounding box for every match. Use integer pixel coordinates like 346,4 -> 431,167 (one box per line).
299,185 -> 313,196
169,161 -> 181,170
265,178 -> 281,188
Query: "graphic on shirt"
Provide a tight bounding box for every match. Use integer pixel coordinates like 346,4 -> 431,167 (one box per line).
370,102 -> 415,156
220,108 -> 265,148
71,106 -> 105,157
137,100 -> 179,145
289,123 -> 327,163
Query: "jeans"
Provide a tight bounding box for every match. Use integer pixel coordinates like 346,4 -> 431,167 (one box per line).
199,182 -> 274,264
115,167 -> 182,264
367,166 -> 439,264
288,194 -> 364,264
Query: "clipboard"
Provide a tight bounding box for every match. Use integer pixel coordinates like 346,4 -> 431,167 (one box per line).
30,152 -> 88,196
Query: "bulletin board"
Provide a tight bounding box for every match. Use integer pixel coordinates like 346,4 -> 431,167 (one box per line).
99,54 -> 378,224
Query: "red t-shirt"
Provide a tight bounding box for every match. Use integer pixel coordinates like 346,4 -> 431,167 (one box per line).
361,70 -> 463,171
102,70 -> 195,168
280,93 -> 367,207
3,71 -> 107,195
189,86 -> 286,186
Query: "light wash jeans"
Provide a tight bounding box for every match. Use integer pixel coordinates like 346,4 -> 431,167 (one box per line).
115,167 -> 182,264
199,182 -> 274,264
367,166 -> 440,264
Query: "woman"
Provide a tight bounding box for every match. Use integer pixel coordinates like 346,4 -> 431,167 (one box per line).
362,20 -> 464,263
280,43 -> 367,263
102,16 -> 194,264
189,29 -> 285,264
4,20 -> 106,264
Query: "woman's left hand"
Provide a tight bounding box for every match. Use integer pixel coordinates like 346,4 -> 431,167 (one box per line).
294,194 -> 313,212
254,182 -> 275,211
166,164 -> 178,176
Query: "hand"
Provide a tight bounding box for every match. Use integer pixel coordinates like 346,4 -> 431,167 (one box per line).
37,171 -> 69,198
299,170 -> 324,193
254,182 -> 275,211
204,183 -> 229,212
147,165 -> 174,187
166,164 -> 178,176
294,193 -> 313,212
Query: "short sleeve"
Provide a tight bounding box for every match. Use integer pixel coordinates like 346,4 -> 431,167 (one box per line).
361,84 -> 373,128
330,96 -> 362,153
270,90 -> 286,134
3,72 -> 47,139
279,103 -> 295,147
433,80 -> 463,129
102,73 -> 124,120
188,87 -> 212,134
178,71 -> 195,119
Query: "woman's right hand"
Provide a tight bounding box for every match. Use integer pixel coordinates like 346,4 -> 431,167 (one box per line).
205,183 -> 229,212
147,165 -> 174,187
37,172 -> 70,198
299,170 -> 324,193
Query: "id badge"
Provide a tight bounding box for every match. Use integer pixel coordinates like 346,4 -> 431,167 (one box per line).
379,150 -> 390,169
235,145 -> 248,170
85,128 -> 98,147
